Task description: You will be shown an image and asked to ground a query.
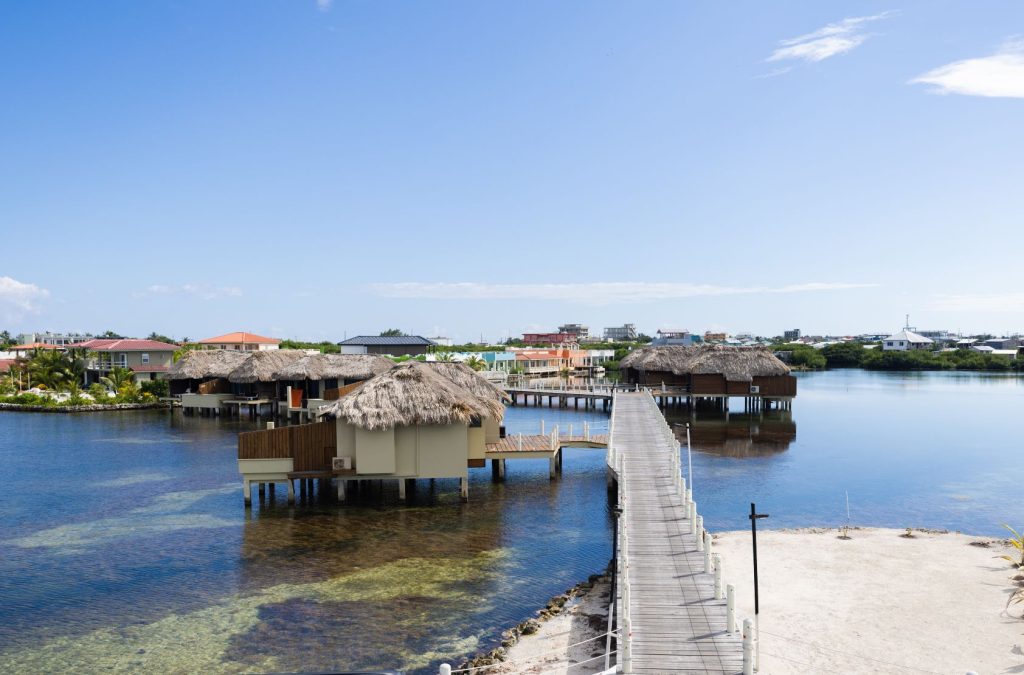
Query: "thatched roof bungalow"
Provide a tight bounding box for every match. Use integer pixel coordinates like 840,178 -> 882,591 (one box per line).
621,345 -> 795,397
322,362 -> 506,492
167,349 -> 251,396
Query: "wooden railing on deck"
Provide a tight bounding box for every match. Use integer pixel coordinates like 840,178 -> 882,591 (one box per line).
324,381 -> 364,401
238,420 -> 337,472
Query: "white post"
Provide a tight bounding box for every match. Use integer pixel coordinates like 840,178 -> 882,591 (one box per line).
742,619 -> 754,675
686,423 -> 693,501
439,664 -> 452,675
727,584 -> 736,632
518,432 -> 523,451
714,554 -> 723,599
540,419 -> 545,435
696,515 -> 703,550
569,423 -> 573,438
704,532 -> 712,573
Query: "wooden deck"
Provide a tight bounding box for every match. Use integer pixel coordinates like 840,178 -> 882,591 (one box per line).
484,434 -> 608,458
611,392 -> 744,674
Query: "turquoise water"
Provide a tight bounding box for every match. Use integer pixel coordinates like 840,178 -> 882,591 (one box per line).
0,370 -> 1020,672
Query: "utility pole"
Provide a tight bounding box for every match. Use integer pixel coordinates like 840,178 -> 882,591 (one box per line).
749,503 -> 769,672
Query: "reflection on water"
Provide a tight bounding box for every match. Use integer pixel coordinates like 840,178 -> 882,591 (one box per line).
0,371 -> 1022,673
666,409 -> 797,457
0,407 -> 612,674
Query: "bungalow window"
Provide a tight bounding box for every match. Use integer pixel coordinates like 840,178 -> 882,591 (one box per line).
141,353 -> 150,364
469,416 -> 482,428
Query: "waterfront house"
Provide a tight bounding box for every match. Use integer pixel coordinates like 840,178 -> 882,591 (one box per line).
74,338 -> 179,385
653,329 -> 697,346
226,349 -> 307,399
621,344 -> 796,398
196,331 -> 281,351
984,337 -> 1020,351
882,329 -> 933,351
338,335 -> 435,356
604,324 -> 638,341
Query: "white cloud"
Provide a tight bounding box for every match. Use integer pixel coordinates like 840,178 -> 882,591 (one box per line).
316,0 -> 332,11
0,275 -> 50,320
928,293 -> 1024,312
369,281 -> 878,305
135,284 -> 242,301
768,12 -> 892,64
911,40 -> 1024,98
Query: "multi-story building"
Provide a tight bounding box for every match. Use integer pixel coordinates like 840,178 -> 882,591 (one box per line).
521,332 -> 577,346
604,324 -> 638,341
783,329 -> 801,341
704,331 -> 728,342
557,324 -> 590,341
653,329 -> 696,346
16,331 -> 94,347
196,332 -> 281,351
75,338 -> 180,384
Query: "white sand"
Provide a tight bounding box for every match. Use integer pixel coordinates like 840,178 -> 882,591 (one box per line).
713,527 -> 1024,674
489,576 -> 612,674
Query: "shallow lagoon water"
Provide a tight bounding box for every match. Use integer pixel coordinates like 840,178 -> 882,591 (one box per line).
0,370 -> 1021,672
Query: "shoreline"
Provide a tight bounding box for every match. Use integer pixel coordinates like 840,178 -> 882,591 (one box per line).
457,571 -> 612,674
0,402 -> 170,413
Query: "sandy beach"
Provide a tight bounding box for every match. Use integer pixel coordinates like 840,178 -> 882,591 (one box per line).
714,527 -> 1024,674
492,528 -> 1024,674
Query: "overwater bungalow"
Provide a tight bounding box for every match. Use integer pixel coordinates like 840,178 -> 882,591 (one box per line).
225,349 -> 308,417
236,361 -> 506,504
621,344 -> 796,403
272,353 -> 395,421
167,349 -> 251,412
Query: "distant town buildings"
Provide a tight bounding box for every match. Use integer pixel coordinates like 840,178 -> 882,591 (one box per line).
557,323 -> 590,341
703,331 -> 727,342
338,335 -> 435,356
604,324 -> 638,341
426,336 -> 453,347
196,331 -> 281,351
882,329 -> 933,351
652,329 -> 697,347
783,329 -> 801,341
521,332 -> 577,346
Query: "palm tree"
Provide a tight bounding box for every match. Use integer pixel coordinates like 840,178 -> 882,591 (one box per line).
465,355 -> 487,372
26,349 -> 75,390
435,352 -> 454,362
100,367 -> 135,392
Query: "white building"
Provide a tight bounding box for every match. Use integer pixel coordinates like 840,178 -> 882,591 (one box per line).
882,329 -> 933,351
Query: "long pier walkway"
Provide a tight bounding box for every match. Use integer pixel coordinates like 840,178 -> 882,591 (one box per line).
610,391 -> 745,674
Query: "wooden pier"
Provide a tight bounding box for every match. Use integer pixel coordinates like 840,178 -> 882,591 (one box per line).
609,391 -> 745,674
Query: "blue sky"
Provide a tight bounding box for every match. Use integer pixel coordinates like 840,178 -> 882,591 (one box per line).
2,2 -> 1022,342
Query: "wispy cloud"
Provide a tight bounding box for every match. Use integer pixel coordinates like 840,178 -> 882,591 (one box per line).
316,0 -> 332,11
0,275 -> 49,320
134,284 -> 242,301
369,281 -> 878,305
768,12 -> 893,64
911,40 -> 1024,98
929,292 -> 1024,312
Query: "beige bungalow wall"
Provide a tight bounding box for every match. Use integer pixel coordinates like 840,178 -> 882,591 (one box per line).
337,419 -> 474,479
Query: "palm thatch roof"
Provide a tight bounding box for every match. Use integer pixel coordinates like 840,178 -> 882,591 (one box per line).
272,353 -> 395,382
619,345 -> 789,381
619,345 -> 696,372
684,345 -> 790,381
324,361 -> 502,430
227,350 -> 308,384
424,361 -> 511,404
167,349 -> 251,380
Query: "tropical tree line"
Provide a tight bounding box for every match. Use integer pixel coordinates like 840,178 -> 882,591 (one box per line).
773,342 -> 1024,372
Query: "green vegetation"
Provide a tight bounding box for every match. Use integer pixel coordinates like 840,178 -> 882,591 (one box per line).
771,342 -> 1024,373
278,340 -> 340,354
0,350 -> 164,407
146,332 -> 177,344
0,330 -> 13,348
379,328 -> 406,337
